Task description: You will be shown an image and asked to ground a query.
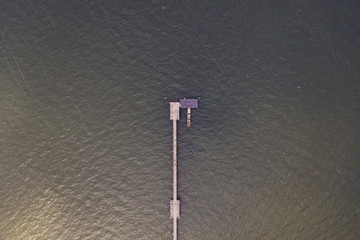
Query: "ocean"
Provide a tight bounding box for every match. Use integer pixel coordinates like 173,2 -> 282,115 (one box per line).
1,1 -> 359,239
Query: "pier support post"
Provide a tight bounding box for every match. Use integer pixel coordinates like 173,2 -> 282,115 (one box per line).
186,108 -> 191,127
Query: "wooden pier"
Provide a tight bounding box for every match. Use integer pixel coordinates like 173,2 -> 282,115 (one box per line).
169,99 -> 198,240
169,102 -> 180,240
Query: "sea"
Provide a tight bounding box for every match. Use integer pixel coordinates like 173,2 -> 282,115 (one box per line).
1,1 -> 359,239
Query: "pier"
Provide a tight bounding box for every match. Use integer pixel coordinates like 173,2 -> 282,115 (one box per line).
169,99 -> 198,240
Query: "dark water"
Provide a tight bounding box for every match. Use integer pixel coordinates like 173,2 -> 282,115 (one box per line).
1,1 -> 360,239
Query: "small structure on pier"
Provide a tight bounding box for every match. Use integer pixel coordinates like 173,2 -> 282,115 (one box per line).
180,99 -> 198,127
169,98 -> 199,240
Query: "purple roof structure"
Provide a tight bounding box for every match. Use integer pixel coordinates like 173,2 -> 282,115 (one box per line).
180,99 -> 198,108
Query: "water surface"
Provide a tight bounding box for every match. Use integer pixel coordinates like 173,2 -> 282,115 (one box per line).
1,1 -> 360,239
